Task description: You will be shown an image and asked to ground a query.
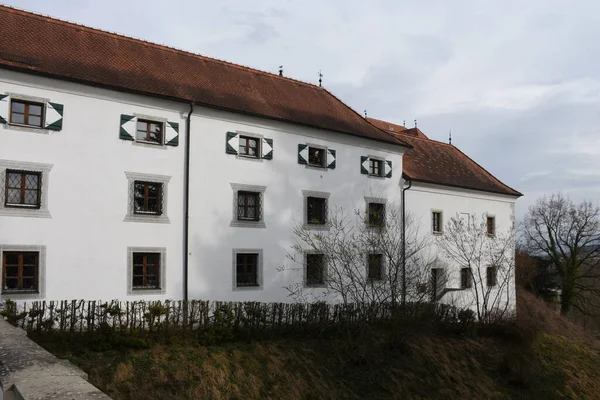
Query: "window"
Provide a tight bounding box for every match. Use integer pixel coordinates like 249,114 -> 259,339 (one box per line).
308,146 -> 326,167
487,216 -> 496,236
369,159 -> 383,176
368,203 -> 385,227
239,136 -> 260,158
5,170 -> 41,208
133,181 -> 162,215
132,252 -> 160,290
237,191 -> 260,221
136,119 -> 163,144
306,253 -> 325,286
460,268 -> 472,289
236,253 -> 259,287
432,211 -> 442,233
10,100 -> 43,127
487,266 -> 497,287
2,251 -> 38,293
368,254 -> 383,281
307,196 -> 327,225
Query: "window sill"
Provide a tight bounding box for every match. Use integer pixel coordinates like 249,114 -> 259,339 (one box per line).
0,207 -> 51,219
305,283 -> 327,288
303,224 -> 329,231
432,231 -> 443,236
124,214 -> 170,224
4,123 -> 49,135
128,288 -> 165,295
230,220 -> 266,229
5,204 -> 41,210
131,141 -> 167,150
1,290 -> 43,300
234,284 -> 262,291
2,290 -> 38,294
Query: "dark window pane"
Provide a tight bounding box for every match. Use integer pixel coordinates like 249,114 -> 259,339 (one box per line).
29,105 -> 42,116
132,276 -> 143,287
306,254 -> 324,285
24,174 -> 39,189
5,266 -> 18,277
28,116 -> 41,127
22,278 -> 35,290
133,254 -> 144,265
133,265 -> 143,275
22,253 -> 37,265
4,253 -> 19,265
308,147 -> 325,166
6,189 -> 20,204
307,197 -> 326,224
368,203 -> 385,226
11,102 -> 25,113
5,278 -> 18,289
368,254 -> 383,280
11,114 -> 24,124
22,265 -> 35,277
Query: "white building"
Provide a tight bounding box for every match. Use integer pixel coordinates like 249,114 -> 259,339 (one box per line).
0,6 -> 521,308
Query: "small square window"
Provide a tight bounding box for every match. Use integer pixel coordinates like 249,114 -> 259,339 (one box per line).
237,191 -> 261,221
10,100 -> 43,127
5,170 -> 41,208
369,159 -> 383,176
368,203 -> 385,227
2,251 -> 39,293
133,181 -> 163,215
367,254 -> 383,281
432,211 -> 442,233
236,253 -> 259,287
487,216 -> 496,236
239,136 -> 260,158
487,266 -> 497,287
307,197 -> 327,225
136,119 -> 163,144
132,252 -> 161,290
460,268 -> 472,289
308,147 -> 326,167
306,253 -> 325,286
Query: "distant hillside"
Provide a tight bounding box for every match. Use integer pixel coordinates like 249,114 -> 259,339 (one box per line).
33,291 -> 600,399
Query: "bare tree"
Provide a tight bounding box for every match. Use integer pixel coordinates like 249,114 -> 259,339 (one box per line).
281,202 -> 435,307
523,193 -> 600,315
437,214 -> 516,324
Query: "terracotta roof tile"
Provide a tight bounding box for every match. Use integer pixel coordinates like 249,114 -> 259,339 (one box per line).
368,118 -> 522,197
0,6 -> 409,147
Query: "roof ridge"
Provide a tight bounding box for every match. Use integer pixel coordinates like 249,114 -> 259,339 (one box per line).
0,4 -> 322,90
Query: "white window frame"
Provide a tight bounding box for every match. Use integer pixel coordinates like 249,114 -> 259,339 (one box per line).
304,250 -> 327,288
132,113 -> 168,149
431,209 -> 443,234
0,244 -> 46,300
305,143 -> 329,170
124,171 -> 170,224
0,160 -> 52,218
236,131 -> 265,162
4,93 -> 52,134
127,247 -> 167,295
230,183 -> 266,228
232,248 -> 263,291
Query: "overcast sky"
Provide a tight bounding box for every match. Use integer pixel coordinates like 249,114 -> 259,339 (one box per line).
6,0 -> 600,218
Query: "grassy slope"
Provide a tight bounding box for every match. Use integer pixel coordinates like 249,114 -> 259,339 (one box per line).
35,292 -> 600,400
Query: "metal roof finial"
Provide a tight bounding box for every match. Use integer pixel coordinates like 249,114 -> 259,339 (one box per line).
449,130 -> 452,145
318,70 -> 323,87
278,66 -> 283,76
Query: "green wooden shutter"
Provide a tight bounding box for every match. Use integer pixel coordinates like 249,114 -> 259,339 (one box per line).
120,114 -> 135,141
327,149 -> 336,169
0,95 -> 9,124
385,160 -> 392,178
45,102 -> 64,130
165,121 -> 179,146
262,138 -> 273,159
360,156 -> 369,174
226,131 -> 238,154
298,144 -> 308,164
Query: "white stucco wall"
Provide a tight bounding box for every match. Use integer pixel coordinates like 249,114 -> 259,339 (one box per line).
0,70 -> 187,301
187,108 -> 406,302
404,181 -> 518,312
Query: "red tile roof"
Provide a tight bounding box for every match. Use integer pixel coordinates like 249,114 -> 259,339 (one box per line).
367,118 -> 429,139
0,5 -> 409,148
369,118 -> 522,197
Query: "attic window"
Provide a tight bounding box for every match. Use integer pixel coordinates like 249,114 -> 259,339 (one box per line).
388,125 -> 394,132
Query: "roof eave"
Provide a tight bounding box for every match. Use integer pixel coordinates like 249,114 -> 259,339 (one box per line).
402,174 -> 523,198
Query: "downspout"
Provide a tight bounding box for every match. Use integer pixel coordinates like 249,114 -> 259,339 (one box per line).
401,175 -> 412,306
184,102 -> 194,303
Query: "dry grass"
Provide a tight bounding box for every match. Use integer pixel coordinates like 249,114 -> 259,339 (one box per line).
33,291 -> 600,400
